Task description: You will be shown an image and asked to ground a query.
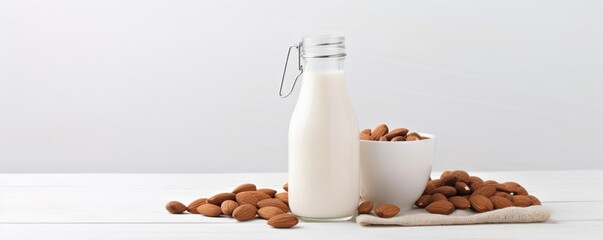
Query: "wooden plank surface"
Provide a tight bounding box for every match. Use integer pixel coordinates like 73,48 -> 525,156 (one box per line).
1,222 -> 603,240
1,171 -> 602,239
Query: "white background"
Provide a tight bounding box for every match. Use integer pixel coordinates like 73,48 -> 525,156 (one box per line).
0,0 -> 601,173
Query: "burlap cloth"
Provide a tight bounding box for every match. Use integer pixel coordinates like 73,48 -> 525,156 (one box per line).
356,205 -> 550,226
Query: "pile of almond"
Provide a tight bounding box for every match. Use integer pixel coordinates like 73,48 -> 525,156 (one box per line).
165,183 -> 298,228
416,170 -> 542,214
360,124 -> 429,141
356,170 -> 542,217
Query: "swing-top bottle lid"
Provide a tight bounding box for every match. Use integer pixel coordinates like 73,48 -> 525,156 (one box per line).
301,36 -> 346,58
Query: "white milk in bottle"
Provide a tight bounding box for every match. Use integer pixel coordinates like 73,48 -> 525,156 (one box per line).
279,36 -> 359,221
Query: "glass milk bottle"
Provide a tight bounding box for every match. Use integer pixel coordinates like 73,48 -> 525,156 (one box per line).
279,36 -> 359,221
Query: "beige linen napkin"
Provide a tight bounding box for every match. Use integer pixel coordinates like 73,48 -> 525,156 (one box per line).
356,206 -> 550,226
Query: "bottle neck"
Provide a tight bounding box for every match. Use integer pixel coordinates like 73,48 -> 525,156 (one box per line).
303,58 -> 344,72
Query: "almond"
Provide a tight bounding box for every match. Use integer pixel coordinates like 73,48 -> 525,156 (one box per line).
448,196 -> 470,209
257,199 -> 289,212
258,206 -> 285,220
441,175 -> 459,186
275,192 -> 288,204
471,185 -> 496,197
469,195 -> 493,213
432,186 -> 457,197
425,200 -> 455,214
257,188 -> 277,198
420,136 -> 430,140
361,129 -> 371,135
220,200 -> 239,216
466,176 -> 484,185
165,201 -> 187,214
407,132 -> 421,138
529,195 -> 542,205
360,128 -> 371,140
370,124 -> 389,140
391,136 -> 406,141
414,195 -> 432,208
495,192 -> 514,202
514,186 -> 529,196
268,213 -> 299,228
493,183 -> 515,193
484,180 -> 499,185
423,182 -> 437,195
383,128 -> 409,140
360,132 -> 371,140
250,191 -> 271,201
489,196 -> 513,209
440,171 -> 452,179
186,198 -> 208,213
431,193 -> 447,202
455,182 -> 471,195
450,170 -> 470,183
283,183 -> 288,192
375,203 -> 400,218
357,201 -> 374,214
197,203 -> 222,217
512,195 -> 532,207
430,179 -> 443,188
232,183 -> 257,194
207,193 -> 236,205
379,136 -> 388,141
502,181 -> 521,190
235,192 -> 258,206
232,204 -> 257,221
470,182 -> 485,192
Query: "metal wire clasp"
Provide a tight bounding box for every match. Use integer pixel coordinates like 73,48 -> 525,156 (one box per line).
278,42 -> 303,98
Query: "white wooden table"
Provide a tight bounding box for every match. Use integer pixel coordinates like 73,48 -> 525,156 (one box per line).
1,171 -> 602,239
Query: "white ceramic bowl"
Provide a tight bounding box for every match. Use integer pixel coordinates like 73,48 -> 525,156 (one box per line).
360,133 -> 436,212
